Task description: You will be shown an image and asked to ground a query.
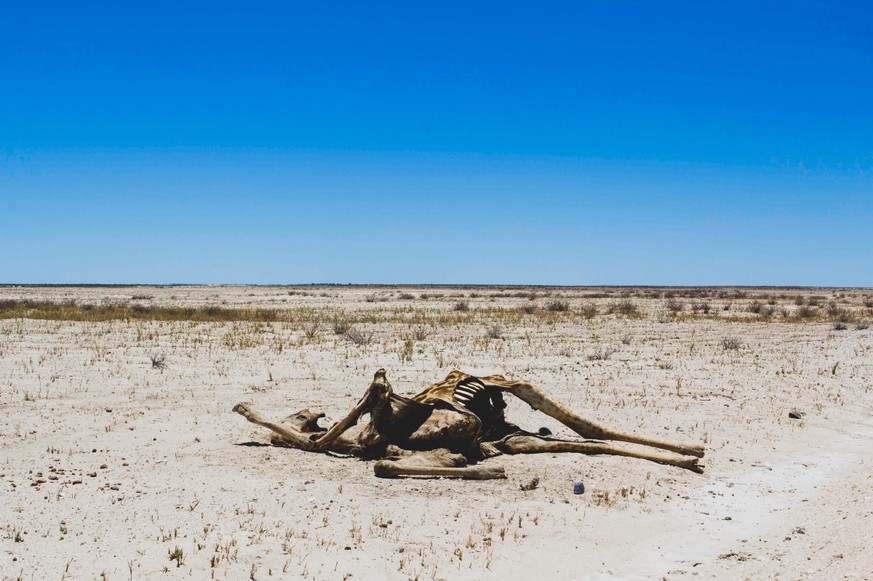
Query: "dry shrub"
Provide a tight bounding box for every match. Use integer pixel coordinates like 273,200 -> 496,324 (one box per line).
794,305 -> 817,319
485,325 -> 503,339
411,326 -> 431,340
587,346 -> 617,361
332,319 -> 352,335
578,303 -> 598,319
303,322 -> 321,339
345,329 -> 372,346
826,304 -> 854,323
150,353 -> 167,369
606,300 -> 639,316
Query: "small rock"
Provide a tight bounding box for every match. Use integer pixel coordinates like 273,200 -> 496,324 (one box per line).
788,411 -> 803,420
573,481 -> 585,494
520,477 -> 539,491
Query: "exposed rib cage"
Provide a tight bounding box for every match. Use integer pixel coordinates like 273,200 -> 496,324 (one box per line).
452,376 -> 488,409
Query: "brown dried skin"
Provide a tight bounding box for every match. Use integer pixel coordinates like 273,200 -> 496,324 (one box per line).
282,409 -> 327,433
234,369 -> 706,479
269,410 -> 363,456
395,408 -> 480,453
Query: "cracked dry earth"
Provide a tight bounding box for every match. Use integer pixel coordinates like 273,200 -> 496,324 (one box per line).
1,285 -> 872,580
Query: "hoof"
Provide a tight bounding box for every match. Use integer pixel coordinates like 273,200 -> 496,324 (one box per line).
373,460 -> 400,478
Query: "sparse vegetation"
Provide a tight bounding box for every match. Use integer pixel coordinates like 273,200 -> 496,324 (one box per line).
303,322 -> 321,339
1,285 -> 872,580
545,299 -> 569,312
578,303 -> 598,319
587,346 -> 617,360
794,305 -> 817,319
606,300 -> 639,316
410,325 -> 431,341
485,325 -> 503,339
345,329 -> 372,346
332,319 -> 352,335
0,300 -> 285,323
168,546 -> 185,567
150,353 -> 167,369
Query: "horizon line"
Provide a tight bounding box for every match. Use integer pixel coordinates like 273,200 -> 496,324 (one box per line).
1,283 -> 869,291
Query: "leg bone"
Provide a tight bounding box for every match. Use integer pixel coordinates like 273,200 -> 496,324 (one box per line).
498,434 -> 704,473
233,403 -> 321,451
481,377 -> 705,458
373,449 -> 506,480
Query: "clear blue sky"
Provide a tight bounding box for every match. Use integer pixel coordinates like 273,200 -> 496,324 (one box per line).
2,1 -> 871,285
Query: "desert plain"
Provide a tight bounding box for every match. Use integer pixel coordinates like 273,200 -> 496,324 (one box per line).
1,285 -> 872,581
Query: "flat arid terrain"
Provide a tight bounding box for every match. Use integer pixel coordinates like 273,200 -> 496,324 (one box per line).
1,285 -> 872,580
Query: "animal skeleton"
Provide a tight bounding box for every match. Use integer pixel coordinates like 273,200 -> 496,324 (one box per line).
234,369 -> 705,479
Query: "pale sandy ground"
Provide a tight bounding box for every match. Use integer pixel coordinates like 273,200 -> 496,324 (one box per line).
1,286 -> 871,581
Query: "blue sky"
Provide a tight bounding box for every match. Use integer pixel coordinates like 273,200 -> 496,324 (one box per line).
2,1 -> 872,285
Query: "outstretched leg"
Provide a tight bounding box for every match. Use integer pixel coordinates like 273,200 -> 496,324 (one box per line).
479,376 -> 705,458
233,373 -> 389,453
310,381 -> 379,448
373,449 -> 506,480
233,402 -> 322,452
234,369 -> 424,454
496,434 -> 703,473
